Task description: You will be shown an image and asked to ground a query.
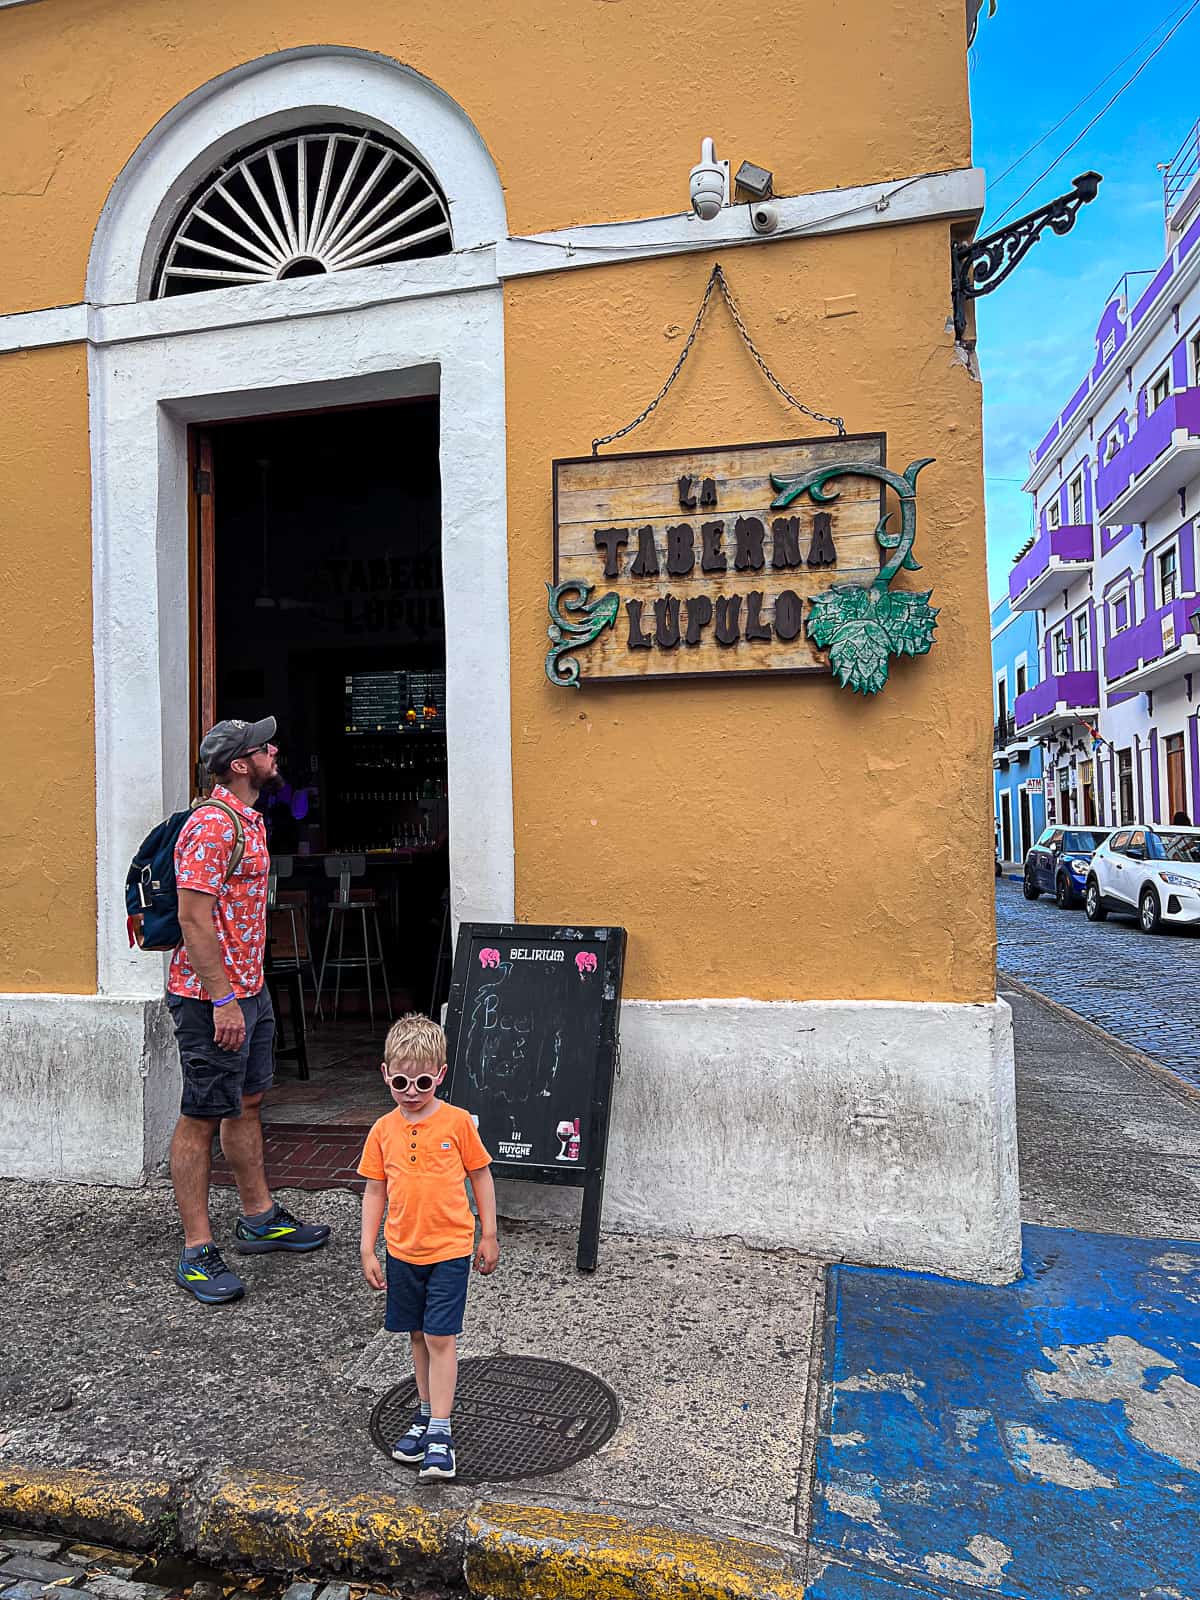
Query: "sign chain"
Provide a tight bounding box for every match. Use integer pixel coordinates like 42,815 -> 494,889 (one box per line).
591,262 -> 845,455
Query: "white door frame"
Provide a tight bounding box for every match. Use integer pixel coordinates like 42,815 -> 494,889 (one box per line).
86,48 -> 514,999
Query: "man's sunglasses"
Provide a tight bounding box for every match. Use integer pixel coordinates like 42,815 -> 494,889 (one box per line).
386,1072 -> 439,1093
242,743 -> 275,757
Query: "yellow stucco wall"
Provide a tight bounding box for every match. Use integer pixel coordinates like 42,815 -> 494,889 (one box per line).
0,0 -> 992,1002
0,0 -> 970,317
507,230 -> 995,1002
0,344 -> 97,991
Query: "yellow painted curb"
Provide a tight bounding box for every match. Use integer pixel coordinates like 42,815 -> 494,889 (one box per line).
465,1502 -> 809,1600
0,1464 -> 175,1551
193,1471 -> 462,1581
0,1460 -> 811,1599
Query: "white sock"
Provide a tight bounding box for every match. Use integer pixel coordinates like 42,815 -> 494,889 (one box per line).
428,1415 -> 451,1436
419,1401 -> 431,1419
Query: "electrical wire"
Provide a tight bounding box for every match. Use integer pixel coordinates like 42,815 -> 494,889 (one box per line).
986,0 -> 1193,193
987,0 -> 1200,228
461,175 -> 929,260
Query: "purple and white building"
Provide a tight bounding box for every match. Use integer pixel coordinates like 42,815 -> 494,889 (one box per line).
1012,124 -> 1200,831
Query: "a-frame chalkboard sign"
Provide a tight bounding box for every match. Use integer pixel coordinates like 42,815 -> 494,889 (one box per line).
443,922 -> 626,1271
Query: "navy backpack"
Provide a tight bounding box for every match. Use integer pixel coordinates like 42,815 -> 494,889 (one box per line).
125,799 -> 245,951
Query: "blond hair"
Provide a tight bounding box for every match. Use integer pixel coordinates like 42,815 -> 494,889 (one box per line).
383,1013 -> 447,1069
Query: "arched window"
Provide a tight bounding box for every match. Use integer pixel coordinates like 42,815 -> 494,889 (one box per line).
154,124 -> 452,297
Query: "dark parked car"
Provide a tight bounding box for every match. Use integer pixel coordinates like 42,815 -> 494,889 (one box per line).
1023,826 -> 1110,909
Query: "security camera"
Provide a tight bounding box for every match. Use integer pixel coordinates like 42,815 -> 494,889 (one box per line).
750,202 -> 779,235
689,138 -> 729,222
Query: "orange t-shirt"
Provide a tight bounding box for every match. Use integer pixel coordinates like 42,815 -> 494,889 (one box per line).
358,1102 -> 492,1265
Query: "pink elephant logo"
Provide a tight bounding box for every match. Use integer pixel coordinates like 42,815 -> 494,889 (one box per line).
576,951 -> 597,980
479,947 -> 501,968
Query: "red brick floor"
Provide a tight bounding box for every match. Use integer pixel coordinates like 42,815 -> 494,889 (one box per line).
211,1121 -> 367,1194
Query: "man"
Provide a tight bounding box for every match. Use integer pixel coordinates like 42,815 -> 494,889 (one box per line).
168,716 -> 330,1305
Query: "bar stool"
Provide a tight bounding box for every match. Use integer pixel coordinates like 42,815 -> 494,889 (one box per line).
265,967 -> 310,1079
267,855 -> 319,1020
314,854 -> 393,1030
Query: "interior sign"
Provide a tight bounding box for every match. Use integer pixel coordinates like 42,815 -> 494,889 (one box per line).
546,434 -> 938,695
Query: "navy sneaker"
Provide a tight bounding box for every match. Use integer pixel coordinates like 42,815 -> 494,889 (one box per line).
233,1204 -> 331,1254
175,1243 -> 245,1305
391,1408 -> 429,1466
419,1432 -> 456,1481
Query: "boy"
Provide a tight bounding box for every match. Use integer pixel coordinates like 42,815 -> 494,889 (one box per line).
358,1014 -> 499,1482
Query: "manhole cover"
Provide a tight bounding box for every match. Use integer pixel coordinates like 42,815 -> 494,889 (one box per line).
369,1355 -> 620,1484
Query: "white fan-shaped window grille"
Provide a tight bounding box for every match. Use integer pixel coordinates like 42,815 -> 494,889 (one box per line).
155,125 -> 453,297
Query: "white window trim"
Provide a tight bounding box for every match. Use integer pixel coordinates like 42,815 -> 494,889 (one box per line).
1051,625 -> 1069,675
1068,470 -> 1086,525
1109,586 -> 1131,633
1013,651 -> 1029,696
1148,364 -> 1172,414
1155,539 -> 1180,609
1047,498 -> 1061,530
995,668 -> 1009,721
1191,329 -> 1200,387
1072,608 -> 1091,671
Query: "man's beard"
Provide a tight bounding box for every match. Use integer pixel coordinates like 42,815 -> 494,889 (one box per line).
258,770 -> 284,798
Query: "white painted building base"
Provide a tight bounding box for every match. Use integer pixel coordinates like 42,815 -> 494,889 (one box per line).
495,997 -> 1021,1285
0,992 -> 177,1186
0,992 -> 1019,1283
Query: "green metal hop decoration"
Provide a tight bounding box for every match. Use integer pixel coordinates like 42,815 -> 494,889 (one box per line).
545,581 -> 620,687
770,458 -> 938,696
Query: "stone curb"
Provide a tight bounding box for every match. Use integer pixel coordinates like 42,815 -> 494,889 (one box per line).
0,1463 -> 809,1600
998,968 -> 1200,1108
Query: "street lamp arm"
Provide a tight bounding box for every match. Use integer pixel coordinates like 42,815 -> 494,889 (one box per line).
952,172 -> 1102,340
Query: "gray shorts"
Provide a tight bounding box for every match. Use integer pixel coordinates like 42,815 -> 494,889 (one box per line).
167,988 -> 275,1120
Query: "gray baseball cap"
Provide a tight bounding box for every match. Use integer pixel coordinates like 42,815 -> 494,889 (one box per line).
199,715 -> 277,773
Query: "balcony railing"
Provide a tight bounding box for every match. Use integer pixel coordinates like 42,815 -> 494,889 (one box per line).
1008,524 -> 1094,612
1014,670 -> 1100,735
1105,595 -> 1200,693
993,712 -> 1015,750
1096,388 -> 1200,524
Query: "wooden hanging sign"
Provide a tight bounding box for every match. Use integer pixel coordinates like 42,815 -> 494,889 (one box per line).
546,433 -> 938,696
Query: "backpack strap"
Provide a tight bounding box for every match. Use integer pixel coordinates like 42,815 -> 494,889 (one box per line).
189,798 -> 247,881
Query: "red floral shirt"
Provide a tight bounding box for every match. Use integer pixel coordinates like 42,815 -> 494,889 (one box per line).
168,785 -> 270,1000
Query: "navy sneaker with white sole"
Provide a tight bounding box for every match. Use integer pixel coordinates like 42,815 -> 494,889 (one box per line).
391,1409 -> 429,1466
175,1243 -> 245,1305
233,1204 -> 331,1254
418,1432 -> 456,1481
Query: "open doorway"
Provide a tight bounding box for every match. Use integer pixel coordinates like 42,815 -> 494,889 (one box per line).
192,399 -> 450,1133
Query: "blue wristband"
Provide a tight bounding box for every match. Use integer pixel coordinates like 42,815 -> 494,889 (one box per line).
211,992 -> 238,1008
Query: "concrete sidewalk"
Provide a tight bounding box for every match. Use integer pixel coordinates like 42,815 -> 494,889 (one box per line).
2,988 -> 1199,1598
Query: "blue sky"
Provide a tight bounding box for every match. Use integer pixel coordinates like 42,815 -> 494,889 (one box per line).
969,0 -> 1200,601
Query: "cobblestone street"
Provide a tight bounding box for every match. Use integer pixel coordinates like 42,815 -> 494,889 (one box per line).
996,880 -> 1200,1093
0,1529 -> 451,1600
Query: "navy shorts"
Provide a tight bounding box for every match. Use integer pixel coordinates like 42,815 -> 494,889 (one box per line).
385,1253 -> 472,1335
167,988 -> 275,1120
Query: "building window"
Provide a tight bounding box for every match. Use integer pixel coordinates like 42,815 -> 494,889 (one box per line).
1104,430 -> 1121,462
1069,472 -> 1085,525
1118,748 -> 1135,824
1166,732 -> 1187,821
152,125 -> 453,298
1111,592 -> 1130,632
1047,499 -> 1061,530
1052,628 -> 1069,674
1150,368 -> 1171,413
1158,544 -> 1179,606
1015,661 -> 1028,696
1074,611 -> 1091,671
1192,331 -> 1200,387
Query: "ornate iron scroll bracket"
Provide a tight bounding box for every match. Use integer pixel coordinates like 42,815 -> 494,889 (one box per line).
545,582 -> 619,688
769,458 -> 939,696
951,172 -> 1102,341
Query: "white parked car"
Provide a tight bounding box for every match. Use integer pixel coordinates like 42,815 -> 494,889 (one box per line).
1084,825 -> 1200,933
